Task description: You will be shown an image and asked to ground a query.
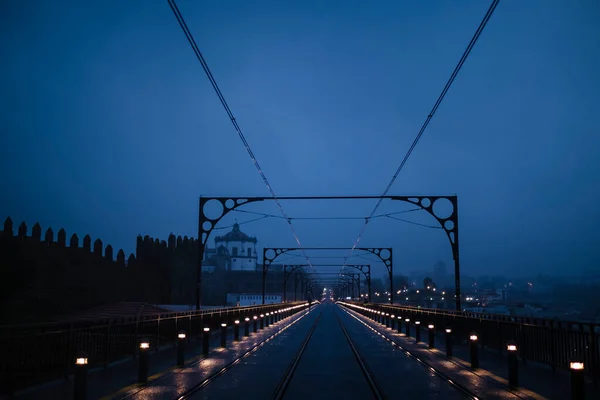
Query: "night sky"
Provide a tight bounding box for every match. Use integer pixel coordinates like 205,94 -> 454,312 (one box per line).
2,0 -> 599,281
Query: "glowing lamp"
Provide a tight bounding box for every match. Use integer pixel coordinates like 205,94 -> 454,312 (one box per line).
570,362 -> 584,370
76,357 -> 88,365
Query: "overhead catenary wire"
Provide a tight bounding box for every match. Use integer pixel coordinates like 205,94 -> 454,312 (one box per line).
212,216 -> 269,230
166,0 -> 314,269
232,207 -> 422,220
222,208 -> 438,231
346,0 -> 500,259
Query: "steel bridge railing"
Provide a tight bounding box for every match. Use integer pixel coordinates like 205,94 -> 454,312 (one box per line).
0,302 -> 305,394
354,301 -> 600,382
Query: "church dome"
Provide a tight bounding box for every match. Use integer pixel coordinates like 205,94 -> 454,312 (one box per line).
215,223 -> 257,243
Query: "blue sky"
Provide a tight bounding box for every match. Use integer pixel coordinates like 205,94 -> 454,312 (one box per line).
1,0 -> 599,280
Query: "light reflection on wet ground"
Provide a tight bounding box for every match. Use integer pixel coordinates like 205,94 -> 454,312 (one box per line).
335,306 -> 468,400
113,303 -> 539,400
193,309 -> 321,399
197,304 -> 486,400
120,308 -> 316,400
339,305 -> 528,400
282,305 -> 375,400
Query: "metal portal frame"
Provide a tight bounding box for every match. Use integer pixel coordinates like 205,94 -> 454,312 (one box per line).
307,271 -> 361,299
197,195 -> 460,311
263,247 -> 392,304
282,264 -> 370,303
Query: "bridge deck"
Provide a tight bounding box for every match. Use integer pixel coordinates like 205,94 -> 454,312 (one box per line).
6,303 -> 600,400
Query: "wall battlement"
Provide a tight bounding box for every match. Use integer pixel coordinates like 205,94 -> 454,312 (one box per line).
2,217 -> 135,266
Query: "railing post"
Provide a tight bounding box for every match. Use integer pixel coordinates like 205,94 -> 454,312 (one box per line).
428,325 -> 435,349
73,352 -> 88,400
244,317 -> 250,337
202,327 -> 210,356
507,343 -> 518,388
445,328 -> 453,358
570,362 -> 585,400
220,323 -> 227,348
177,331 -> 186,367
470,334 -> 479,370
138,339 -> 150,383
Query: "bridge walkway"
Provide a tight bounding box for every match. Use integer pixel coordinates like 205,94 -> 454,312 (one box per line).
101,302 -> 539,399
8,302 -> 591,400
7,309 -> 307,400
350,303 -> 600,400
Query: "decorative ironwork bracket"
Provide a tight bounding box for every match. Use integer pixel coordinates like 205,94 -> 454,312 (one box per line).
196,195 -> 460,311
390,196 -> 460,310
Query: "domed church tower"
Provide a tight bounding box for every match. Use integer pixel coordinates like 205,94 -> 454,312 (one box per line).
214,223 -> 258,271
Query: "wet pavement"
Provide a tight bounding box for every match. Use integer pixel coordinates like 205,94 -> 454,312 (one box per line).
338,302 -> 600,400
198,303 -> 484,399
338,304 -> 521,400
334,305 -> 470,400
117,307 -> 317,400
11,302 -> 586,400
193,307 -> 321,399
283,305 -> 375,400
7,306 -> 311,400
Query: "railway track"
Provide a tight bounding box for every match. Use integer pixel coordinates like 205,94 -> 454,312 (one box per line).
175,302 -> 521,399
332,307 -> 388,400
271,305 -> 388,400
271,312 -> 323,400
175,307 -> 315,400
337,303 -> 534,400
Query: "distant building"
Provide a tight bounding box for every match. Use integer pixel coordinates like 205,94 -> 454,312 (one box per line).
205,223 -> 258,271
226,293 -> 281,306
433,261 -> 448,287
